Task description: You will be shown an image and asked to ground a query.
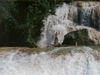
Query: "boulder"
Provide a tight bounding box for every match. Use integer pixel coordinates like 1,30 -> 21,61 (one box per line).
62,29 -> 95,46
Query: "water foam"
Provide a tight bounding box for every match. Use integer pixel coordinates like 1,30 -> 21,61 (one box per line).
0,47 -> 100,75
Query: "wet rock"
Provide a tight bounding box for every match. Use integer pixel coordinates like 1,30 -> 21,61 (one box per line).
62,29 -> 95,46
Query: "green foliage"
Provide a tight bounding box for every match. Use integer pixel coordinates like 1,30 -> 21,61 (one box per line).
25,0 -> 56,47
0,1 -> 18,46
0,0 -> 64,47
65,33 -> 75,39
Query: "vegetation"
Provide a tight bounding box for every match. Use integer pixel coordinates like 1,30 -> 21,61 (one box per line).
0,0 -> 65,47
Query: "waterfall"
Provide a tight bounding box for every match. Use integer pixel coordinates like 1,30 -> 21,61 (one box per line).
80,2 -> 100,28
37,3 -> 78,47
1,2 -> 100,75
37,1 -> 100,47
0,46 -> 100,75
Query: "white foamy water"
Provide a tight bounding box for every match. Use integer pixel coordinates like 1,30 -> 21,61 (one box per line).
0,47 -> 100,75
37,2 -> 100,47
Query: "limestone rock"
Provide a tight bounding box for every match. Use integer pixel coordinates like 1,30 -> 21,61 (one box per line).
88,28 -> 100,45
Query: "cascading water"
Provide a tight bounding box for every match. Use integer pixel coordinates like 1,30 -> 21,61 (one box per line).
1,46 -> 100,75
37,3 -> 78,47
80,2 -> 100,28
1,1 -> 100,75
37,1 -> 100,47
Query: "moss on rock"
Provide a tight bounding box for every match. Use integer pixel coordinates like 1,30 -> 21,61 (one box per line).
62,29 -> 95,46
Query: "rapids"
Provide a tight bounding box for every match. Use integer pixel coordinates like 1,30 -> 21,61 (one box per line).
0,46 -> 100,75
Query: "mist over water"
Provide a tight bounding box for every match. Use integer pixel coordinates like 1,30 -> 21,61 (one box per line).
0,47 -> 100,75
